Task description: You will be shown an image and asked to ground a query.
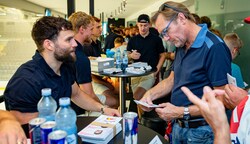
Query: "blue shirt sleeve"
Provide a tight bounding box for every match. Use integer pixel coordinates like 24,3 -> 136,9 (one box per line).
205,42 -> 232,87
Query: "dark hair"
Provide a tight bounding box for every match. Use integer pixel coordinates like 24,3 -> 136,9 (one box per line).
151,1 -> 195,25
191,13 -> 201,24
31,16 -> 72,52
114,37 -> 124,44
200,16 -> 212,29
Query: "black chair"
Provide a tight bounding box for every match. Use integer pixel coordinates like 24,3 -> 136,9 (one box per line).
0,95 -> 4,103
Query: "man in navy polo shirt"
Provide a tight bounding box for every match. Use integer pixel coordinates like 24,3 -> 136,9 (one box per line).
4,16 -> 120,125
69,12 -> 118,109
139,1 -> 231,143
127,14 -> 165,102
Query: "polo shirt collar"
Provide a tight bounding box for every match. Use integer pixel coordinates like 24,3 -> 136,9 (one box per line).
138,32 -> 152,39
32,50 -> 58,77
191,24 -> 208,48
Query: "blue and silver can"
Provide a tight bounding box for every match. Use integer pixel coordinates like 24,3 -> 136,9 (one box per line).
29,117 -> 46,144
123,112 -> 138,144
41,121 -> 56,144
48,130 -> 67,144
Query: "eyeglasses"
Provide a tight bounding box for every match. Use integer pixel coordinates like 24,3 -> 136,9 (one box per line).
159,13 -> 178,38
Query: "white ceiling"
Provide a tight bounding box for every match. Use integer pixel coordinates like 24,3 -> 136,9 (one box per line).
25,0 -> 158,19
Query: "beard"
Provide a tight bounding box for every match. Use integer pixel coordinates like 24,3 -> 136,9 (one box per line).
82,37 -> 92,46
54,44 -> 76,63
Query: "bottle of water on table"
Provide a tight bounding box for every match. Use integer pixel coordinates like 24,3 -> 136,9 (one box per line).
116,48 -> 121,68
55,97 -> 77,144
122,50 -> 128,72
37,88 -> 57,121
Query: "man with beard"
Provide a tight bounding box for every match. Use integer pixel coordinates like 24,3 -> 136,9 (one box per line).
3,16 -> 120,128
69,12 -> 118,109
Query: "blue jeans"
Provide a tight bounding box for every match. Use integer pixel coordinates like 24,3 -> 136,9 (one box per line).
172,122 -> 214,144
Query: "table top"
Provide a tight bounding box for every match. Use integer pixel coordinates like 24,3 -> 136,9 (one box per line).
91,69 -> 156,78
77,116 -> 168,144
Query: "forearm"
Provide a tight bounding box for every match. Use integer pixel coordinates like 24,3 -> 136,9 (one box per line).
214,123 -> 231,144
71,84 -> 103,112
149,74 -> 174,101
0,110 -> 17,122
156,52 -> 166,73
79,83 -> 101,103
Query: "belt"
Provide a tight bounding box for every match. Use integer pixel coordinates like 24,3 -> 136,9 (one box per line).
175,118 -> 208,128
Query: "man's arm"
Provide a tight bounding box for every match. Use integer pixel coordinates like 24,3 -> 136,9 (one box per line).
71,82 -> 120,116
0,110 -> 27,144
79,82 -> 101,103
155,52 -> 166,75
139,71 -> 174,112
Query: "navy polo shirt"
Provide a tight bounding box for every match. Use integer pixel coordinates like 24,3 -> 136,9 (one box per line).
74,40 -> 92,84
171,24 -> 232,106
127,32 -> 165,69
4,51 -> 75,112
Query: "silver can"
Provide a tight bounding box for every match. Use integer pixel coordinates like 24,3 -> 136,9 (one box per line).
29,117 -> 46,144
41,121 -> 56,144
123,112 -> 138,144
48,130 -> 67,144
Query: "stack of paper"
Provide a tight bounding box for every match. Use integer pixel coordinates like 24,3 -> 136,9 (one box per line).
78,115 -> 122,144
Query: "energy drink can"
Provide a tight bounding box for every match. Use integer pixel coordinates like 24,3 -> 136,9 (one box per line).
48,130 -> 67,144
123,112 -> 138,144
41,121 -> 56,144
29,117 -> 46,144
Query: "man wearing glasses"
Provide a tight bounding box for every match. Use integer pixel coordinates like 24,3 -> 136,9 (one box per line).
139,1 -> 231,143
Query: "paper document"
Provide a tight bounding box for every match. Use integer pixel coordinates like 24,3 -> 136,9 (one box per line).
227,73 -> 237,86
134,100 -> 161,108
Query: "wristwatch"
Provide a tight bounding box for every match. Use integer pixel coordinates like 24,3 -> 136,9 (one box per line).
183,107 -> 190,120
100,105 -> 107,114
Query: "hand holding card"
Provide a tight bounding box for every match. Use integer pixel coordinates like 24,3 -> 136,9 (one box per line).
134,100 -> 161,108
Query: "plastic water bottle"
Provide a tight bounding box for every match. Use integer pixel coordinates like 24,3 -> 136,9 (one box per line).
122,50 -> 128,72
116,48 -> 121,68
37,88 -> 57,121
55,97 -> 77,144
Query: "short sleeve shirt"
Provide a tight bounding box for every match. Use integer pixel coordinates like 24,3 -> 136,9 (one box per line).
4,51 -> 75,112
171,24 -> 232,106
74,40 -> 92,84
127,33 -> 165,69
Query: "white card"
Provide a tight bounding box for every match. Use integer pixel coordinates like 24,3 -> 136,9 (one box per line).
149,135 -> 163,144
227,73 -> 237,86
134,100 -> 160,108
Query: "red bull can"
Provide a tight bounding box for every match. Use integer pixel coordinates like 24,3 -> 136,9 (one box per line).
48,130 -> 67,144
123,112 -> 138,144
29,117 -> 46,144
41,121 -> 56,144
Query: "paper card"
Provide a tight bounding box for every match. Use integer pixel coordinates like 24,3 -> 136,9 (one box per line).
149,135 -> 163,144
134,100 -> 160,108
227,73 -> 237,86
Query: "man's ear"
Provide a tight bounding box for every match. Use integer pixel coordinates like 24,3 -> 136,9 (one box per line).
43,39 -> 55,51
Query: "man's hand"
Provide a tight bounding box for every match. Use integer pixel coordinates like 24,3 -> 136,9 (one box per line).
155,102 -> 182,122
181,86 -> 231,144
0,117 -> 27,144
103,107 -> 121,117
130,50 -> 141,60
139,90 -> 154,112
224,84 -> 248,109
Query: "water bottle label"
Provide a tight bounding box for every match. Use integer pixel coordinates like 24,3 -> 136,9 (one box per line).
66,134 -> 77,144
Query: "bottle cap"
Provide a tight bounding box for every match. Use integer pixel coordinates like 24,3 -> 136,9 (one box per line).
41,88 -> 51,96
59,97 -> 70,106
